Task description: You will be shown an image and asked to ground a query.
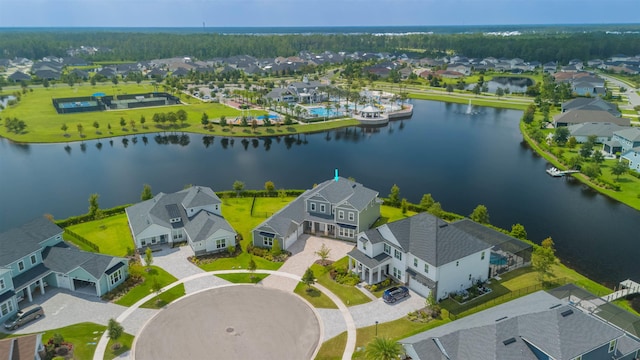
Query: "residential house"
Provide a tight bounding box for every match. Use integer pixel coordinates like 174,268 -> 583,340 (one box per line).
62,57 -> 89,66
401,290 -> 640,360
569,58 -> 584,70
7,71 -> 31,82
347,214 -> 531,300
0,218 -> 129,324
125,186 -> 237,256
621,147 -> 640,172
448,64 -> 471,76
604,128 -> 640,155
252,177 -> 381,251
570,75 -> 606,96
33,70 -> 61,81
436,70 -> 464,79
0,333 -> 45,360
543,61 -> 557,73
568,122 -> 624,143
553,110 -> 630,127
562,97 -> 621,117
68,68 -> 89,80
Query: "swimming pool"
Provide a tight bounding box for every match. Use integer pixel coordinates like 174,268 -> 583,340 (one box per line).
256,114 -> 279,120
307,107 -> 342,117
490,253 -> 508,266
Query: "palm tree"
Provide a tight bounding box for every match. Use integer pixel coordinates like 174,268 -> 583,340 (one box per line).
324,103 -> 331,121
364,337 -> 403,360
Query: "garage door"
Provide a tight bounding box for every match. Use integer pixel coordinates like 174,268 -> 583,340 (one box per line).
73,279 -> 97,296
408,277 -> 431,298
56,274 -> 71,290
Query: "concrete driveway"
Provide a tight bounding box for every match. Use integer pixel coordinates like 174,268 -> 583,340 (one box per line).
349,289 -> 426,328
260,235 -> 356,292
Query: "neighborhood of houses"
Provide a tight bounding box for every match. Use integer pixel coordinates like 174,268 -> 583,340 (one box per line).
2,177 -> 639,359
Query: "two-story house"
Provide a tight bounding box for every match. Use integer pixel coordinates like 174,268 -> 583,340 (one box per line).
604,127 -> 640,155
401,290 -> 640,360
252,177 -> 381,251
126,186 -> 237,256
0,218 -> 129,325
347,213 -> 493,300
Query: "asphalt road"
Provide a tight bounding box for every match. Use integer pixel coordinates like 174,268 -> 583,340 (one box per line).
133,286 -> 321,360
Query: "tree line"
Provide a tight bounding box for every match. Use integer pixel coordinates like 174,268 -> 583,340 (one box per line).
0,31 -> 639,64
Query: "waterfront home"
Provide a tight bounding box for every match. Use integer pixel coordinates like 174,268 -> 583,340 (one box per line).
621,147 -> 640,172
553,110 -> 630,128
400,290 -> 640,360
568,122 -> 624,143
347,213 -> 531,300
0,218 -> 129,324
252,177 -> 381,251
126,186 -> 237,256
561,97 -> 621,117
604,128 -> 640,155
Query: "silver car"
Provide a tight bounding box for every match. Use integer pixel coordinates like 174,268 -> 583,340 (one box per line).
3,305 -> 44,330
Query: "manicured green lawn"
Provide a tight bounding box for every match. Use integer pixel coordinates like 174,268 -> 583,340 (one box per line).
373,206 -> 417,227
115,266 -> 178,306
311,258 -> 371,307
215,273 -> 269,283
140,283 -> 186,309
65,213 -> 134,256
198,251 -> 282,271
409,92 -> 529,110
294,282 -> 338,309
104,332 -> 134,360
39,322 -> 105,360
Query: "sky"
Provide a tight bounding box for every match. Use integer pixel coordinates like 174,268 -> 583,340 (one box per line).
0,0 -> 638,28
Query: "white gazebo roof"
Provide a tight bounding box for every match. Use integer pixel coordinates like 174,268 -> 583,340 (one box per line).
360,105 -> 380,114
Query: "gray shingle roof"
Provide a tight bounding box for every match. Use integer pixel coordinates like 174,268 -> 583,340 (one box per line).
184,211 -> 235,242
562,98 -> 620,117
181,186 -> 221,208
370,213 -> 491,266
402,291 -> 640,360
346,248 -> 390,269
568,122 -> 624,138
43,243 -> 124,279
0,218 -> 62,266
554,110 -> 630,126
614,127 -> 640,142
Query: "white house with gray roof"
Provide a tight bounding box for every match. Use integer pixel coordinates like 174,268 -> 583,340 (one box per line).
0,218 -> 128,325
252,177 -> 381,251
401,290 -> 640,360
347,213 -> 494,300
125,186 -> 237,256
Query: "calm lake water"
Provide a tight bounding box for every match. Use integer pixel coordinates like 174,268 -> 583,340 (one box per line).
1,99 -> 638,286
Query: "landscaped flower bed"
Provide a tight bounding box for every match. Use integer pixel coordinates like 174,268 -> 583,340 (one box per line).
450,283 -> 493,304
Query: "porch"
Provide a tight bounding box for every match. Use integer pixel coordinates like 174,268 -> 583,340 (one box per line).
13,264 -> 51,304
304,220 -> 337,238
347,249 -> 392,285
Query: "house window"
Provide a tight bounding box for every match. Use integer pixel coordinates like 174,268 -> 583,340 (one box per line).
424,264 -> 429,273
608,340 -> 616,353
481,251 -> 485,260
310,203 -> 316,211
384,244 -> 391,254
109,269 -> 123,286
393,267 -> 402,279
18,261 -> 24,272
338,228 -> 355,238
394,249 -> 402,261
414,258 -> 418,267
0,278 -> 4,290
456,261 -> 459,267
263,236 -> 274,246
0,300 -> 14,316
348,212 -> 355,221
216,239 -> 226,249
141,240 -> 147,246
363,243 -> 367,251
469,274 -> 472,280
30,255 -> 37,265
320,204 -> 326,213
338,210 -> 344,220
215,205 -> 219,211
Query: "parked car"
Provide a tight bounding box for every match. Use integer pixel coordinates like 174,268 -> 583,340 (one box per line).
383,286 -> 410,303
3,305 -> 44,330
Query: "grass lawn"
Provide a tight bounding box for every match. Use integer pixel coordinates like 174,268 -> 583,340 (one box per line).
409,92 -> 529,110
65,213 -> 134,256
214,273 -> 269,283
311,258 -> 371,307
39,322 -> 106,360
104,332 -> 134,360
139,283 -> 186,309
115,266 -> 178,306
294,282 -> 338,309
373,205 -> 417,227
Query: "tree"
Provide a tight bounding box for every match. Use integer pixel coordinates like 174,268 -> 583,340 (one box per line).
278,188 -> 287,200
470,204 -> 490,224
401,198 -> 408,214
271,238 -> 282,256
120,117 -> 126,129
495,87 -> 504,97
611,161 -> 628,181
388,184 -> 400,206
428,202 -> 443,217
130,119 -> 136,130
107,318 -> 124,350
93,121 -> 100,133
302,267 -> 315,290
77,123 -> 84,137
446,83 -> 454,92
364,337 -> 403,360
264,181 -> 275,195
201,112 -> 209,127
141,184 -> 153,201
592,150 -> 605,164
88,193 -> 100,218
566,136 -> 577,149
232,180 -> 244,197
553,127 -> 570,145
315,243 -> 331,266
144,247 -> 153,270
579,143 -> 594,159
521,104 -> 535,124
420,193 -> 435,209
140,115 -> 146,128
582,163 -> 601,178
247,256 -> 257,281
532,237 -> 557,282
61,123 -> 68,135
510,223 -> 528,240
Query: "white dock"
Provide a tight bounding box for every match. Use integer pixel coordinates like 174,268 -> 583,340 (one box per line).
546,167 -> 580,177
602,279 -> 640,302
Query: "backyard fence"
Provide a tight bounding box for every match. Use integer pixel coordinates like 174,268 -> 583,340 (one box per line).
63,228 -> 100,253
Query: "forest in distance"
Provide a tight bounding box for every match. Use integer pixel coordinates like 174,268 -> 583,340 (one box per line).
1,28 -> 640,63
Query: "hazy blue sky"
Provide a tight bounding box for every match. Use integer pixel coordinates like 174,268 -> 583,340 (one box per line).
0,0 -> 637,28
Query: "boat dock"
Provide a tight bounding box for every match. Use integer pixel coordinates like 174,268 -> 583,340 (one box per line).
546,167 -> 580,177
602,279 -> 640,302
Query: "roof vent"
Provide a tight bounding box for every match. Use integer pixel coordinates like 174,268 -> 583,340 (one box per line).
561,309 -> 574,317
439,223 -> 448,228
549,304 -> 562,309
495,316 -> 508,322
503,338 -> 517,346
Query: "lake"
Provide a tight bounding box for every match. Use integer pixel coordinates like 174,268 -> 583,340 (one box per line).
1,99 -> 638,286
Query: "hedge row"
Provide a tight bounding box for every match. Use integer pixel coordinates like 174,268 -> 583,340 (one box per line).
381,198 -> 464,222
55,204 -> 130,228
215,189 -> 305,198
